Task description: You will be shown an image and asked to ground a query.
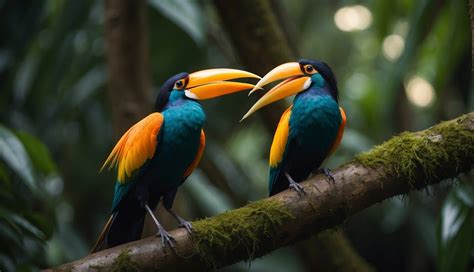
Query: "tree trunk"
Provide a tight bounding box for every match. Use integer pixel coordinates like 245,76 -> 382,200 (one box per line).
213,0 -> 293,127
46,112 -> 474,271
470,0 -> 474,68
104,0 -> 153,135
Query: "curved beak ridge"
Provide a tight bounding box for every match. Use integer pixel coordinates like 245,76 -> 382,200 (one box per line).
185,69 -> 260,100
241,62 -> 310,121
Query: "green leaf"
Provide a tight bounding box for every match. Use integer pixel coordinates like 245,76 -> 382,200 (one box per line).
25,213 -> 55,239
15,131 -> 57,175
0,222 -> 24,250
10,214 -> 45,241
0,125 -> 35,189
0,208 -> 24,240
0,162 -> 11,188
0,206 -> 46,241
437,185 -> 474,272
149,0 -> 205,44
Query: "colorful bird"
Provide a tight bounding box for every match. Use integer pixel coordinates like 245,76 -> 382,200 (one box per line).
241,59 -> 346,196
91,69 -> 259,252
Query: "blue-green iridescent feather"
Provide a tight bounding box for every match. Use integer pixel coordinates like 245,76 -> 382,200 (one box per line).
269,74 -> 342,194
110,90 -> 205,212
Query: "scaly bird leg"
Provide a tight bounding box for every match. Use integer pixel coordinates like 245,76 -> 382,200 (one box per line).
318,168 -> 335,184
285,172 -> 306,196
166,208 -> 193,234
144,204 -> 175,248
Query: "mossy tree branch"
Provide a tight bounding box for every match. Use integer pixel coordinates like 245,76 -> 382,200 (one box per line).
46,113 -> 474,271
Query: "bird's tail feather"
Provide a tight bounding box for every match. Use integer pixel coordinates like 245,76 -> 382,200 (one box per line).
90,198 -> 147,254
90,213 -> 116,254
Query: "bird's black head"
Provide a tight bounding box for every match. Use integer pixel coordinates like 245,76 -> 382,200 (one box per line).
298,59 -> 339,102
154,72 -> 189,111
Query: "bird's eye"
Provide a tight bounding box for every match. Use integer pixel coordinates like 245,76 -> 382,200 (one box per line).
304,65 -> 315,74
174,79 -> 185,90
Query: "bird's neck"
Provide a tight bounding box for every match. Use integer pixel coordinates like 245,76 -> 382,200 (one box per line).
300,73 -> 338,103
162,98 -> 206,125
296,84 -> 335,102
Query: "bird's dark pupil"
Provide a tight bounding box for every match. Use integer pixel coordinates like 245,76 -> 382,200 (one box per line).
307,66 -> 313,72
177,81 -> 183,87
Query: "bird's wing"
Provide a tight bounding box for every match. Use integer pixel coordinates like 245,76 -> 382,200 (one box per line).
327,107 -> 346,156
101,112 -> 164,183
269,106 -> 292,193
182,129 -> 206,181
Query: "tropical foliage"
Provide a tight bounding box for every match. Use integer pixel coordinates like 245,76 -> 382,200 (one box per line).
0,0 -> 472,270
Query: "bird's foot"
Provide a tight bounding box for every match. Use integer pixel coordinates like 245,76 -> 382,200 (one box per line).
178,218 -> 193,234
156,227 -> 175,248
285,173 -> 306,196
166,208 -> 194,234
319,168 -> 335,184
145,204 -> 176,248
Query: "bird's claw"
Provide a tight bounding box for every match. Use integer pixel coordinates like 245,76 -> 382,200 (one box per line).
289,181 -> 306,196
157,228 -> 175,248
179,220 -> 193,234
285,173 -> 306,196
320,168 -> 335,184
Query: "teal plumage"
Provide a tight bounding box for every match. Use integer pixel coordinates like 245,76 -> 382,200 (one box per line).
111,90 -> 205,212
93,68 -> 259,253
269,78 -> 342,194
241,59 -> 346,196
93,73 -> 207,252
146,91 -> 205,186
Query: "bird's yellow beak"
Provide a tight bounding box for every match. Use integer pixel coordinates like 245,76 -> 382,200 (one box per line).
241,62 -> 310,121
184,68 -> 261,100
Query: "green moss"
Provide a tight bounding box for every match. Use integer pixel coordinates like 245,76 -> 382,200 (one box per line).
192,199 -> 293,267
354,114 -> 474,185
107,250 -> 139,272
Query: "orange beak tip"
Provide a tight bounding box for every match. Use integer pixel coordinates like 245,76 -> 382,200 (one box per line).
248,86 -> 262,96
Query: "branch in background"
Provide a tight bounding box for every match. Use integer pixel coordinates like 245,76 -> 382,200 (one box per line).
213,0 -> 294,75
104,0 -> 153,135
470,0 -> 474,68
213,0 -> 293,127
46,112 -> 474,271
295,230 -> 374,272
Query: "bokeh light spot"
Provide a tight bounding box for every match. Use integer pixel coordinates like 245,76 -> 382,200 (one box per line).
383,34 -> 405,61
405,76 -> 435,107
334,5 -> 372,32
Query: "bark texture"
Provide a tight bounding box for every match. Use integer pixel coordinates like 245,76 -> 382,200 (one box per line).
46,112 -> 474,272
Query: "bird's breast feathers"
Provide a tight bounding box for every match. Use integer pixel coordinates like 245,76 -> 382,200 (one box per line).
290,95 -> 341,138
161,101 -> 206,145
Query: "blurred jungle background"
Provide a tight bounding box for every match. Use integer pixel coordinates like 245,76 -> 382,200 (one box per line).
0,0 -> 473,271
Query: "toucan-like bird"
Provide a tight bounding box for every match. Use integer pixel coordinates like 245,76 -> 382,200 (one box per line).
91,68 -> 259,252
241,60 -> 346,196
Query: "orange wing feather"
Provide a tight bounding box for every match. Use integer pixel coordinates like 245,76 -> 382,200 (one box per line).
183,129 -> 206,179
328,107 -> 347,156
269,106 -> 292,167
101,112 -> 164,183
